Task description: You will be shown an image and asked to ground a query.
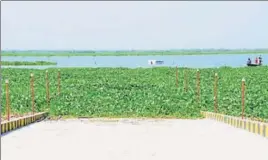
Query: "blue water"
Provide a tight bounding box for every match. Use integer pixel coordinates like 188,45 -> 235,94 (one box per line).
1,54 -> 267,69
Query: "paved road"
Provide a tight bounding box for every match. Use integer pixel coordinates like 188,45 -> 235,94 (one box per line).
2,119 -> 268,160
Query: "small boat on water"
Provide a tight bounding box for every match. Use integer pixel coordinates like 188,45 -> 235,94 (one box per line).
155,60 -> 164,65
148,60 -> 164,65
247,63 -> 261,67
246,56 -> 262,67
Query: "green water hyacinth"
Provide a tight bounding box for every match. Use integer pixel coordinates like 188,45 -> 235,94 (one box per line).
1,61 -> 56,66
1,67 -> 268,120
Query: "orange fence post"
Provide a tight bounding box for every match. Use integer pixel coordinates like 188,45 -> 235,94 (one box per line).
241,78 -> 245,119
214,73 -> 218,113
46,70 -> 50,109
30,73 -> 35,115
57,69 -> 61,95
5,80 -> 10,121
184,68 -> 188,92
176,65 -> 178,88
196,69 -> 200,103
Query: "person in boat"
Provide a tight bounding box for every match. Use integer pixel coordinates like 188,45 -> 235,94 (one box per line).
247,58 -> 251,65
259,55 -> 262,65
255,57 -> 259,64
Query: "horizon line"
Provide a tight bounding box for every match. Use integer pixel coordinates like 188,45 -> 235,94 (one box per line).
2,48 -> 268,52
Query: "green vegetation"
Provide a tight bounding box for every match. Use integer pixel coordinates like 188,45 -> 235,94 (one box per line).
2,49 -> 268,57
1,61 -> 57,66
1,67 -> 268,120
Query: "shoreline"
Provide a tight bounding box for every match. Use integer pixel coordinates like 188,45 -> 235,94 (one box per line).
1,61 -> 57,66
2,51 -> 268,57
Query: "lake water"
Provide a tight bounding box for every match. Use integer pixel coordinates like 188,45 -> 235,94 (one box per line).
1,54 -> 267,69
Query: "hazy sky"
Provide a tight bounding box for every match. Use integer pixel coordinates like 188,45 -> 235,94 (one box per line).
2,1 -> 268,50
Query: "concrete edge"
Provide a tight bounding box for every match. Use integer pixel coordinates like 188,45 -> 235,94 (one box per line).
1,112 -> 48,134
201,111 -> 268,138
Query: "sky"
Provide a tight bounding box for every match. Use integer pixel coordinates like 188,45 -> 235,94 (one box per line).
1,1 -> 268,50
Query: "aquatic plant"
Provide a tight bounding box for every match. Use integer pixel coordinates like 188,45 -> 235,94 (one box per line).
1,61 -> 57,66
1,67 -> 268,120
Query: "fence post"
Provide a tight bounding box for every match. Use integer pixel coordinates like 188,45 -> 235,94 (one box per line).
241,78 -> 245,119
176,65 -> 178,88
5,80 -> 10,121
30,73 -> 35,115
196,69 -> 200,103
46,70 -> 50,109
57,69 -> 61,95
214,73 -> 218,113
184,67 -> 188,92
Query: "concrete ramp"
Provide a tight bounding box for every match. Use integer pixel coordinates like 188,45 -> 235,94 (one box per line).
2,119 -> 268,160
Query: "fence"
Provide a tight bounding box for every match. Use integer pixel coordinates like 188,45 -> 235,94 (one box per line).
3,70 -> 61,122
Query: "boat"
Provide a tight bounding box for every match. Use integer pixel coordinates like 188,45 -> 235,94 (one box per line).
246,56 -> 263,67
148,60 -> 164,65
247,63 -> 262,67
155,60 -> 164,65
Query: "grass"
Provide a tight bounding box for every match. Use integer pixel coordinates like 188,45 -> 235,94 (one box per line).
2,50 -> 268,57
1,67 -> 268,120
1,61 -> 57,66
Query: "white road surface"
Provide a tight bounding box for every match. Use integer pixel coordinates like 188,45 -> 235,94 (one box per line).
2,119 -> 268,160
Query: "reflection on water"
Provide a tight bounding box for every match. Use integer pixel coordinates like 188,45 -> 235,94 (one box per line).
2,54 -> 267,69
